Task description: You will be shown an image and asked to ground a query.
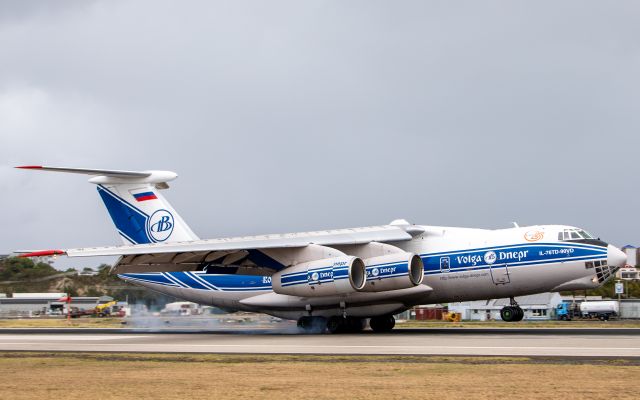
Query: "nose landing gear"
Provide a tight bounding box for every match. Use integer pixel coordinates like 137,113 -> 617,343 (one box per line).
500,297 -> 524,322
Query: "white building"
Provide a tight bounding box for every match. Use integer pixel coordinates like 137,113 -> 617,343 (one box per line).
616,267 -> 639,281
622,245 -> 638,267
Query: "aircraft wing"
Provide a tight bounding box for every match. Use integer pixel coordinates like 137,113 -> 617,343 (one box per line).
21,224 -> 421,273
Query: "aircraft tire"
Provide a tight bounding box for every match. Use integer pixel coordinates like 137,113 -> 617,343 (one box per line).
370,315 -> 395,333
500,306 -> 515,322
514,307 -> 524,321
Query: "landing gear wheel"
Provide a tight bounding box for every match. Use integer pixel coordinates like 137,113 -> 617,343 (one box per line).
501,306 -> 524,322
500,306 -> 515,322
514,306 -> 524,321
502,297 -> 524,322
369,316 -> 395,333
297,316 -> 327,333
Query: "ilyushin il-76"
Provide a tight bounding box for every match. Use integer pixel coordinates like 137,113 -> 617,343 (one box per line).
16,166 -> 626,333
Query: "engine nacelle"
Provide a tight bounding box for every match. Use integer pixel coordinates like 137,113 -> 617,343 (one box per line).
273,256 -> 366,297
359,253 -> 424,292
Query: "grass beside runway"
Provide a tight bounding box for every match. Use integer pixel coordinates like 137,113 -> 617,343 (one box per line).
0,318 -> 123,328
0,353 -> 638,400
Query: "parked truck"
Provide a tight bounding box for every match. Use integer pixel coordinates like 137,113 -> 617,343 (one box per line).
556,301 -> 619,321
579,301 -> 619,320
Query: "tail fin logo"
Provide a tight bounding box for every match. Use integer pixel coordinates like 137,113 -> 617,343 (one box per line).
147,209 -> 174,242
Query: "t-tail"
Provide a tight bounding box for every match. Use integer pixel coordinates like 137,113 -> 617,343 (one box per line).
15,166 -> 199,245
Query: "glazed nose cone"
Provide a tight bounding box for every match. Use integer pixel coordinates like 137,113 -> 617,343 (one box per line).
607,244 -> 627,268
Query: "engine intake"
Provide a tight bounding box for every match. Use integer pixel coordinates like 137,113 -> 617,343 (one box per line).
359,253 -> 424,292
272,256 -> 366,297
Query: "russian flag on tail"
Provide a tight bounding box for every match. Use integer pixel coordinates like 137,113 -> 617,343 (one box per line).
133,191 -> 157,202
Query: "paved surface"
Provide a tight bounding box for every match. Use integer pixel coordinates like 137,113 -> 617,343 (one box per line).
1,328 -> 639,357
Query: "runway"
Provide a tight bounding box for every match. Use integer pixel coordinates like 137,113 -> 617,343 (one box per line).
1,328 -> 639,357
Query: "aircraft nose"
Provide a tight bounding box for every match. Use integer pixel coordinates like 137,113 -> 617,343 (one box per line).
607,244 -> 627,268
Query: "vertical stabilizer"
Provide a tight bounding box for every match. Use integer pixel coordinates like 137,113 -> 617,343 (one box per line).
96,183 -> 198,244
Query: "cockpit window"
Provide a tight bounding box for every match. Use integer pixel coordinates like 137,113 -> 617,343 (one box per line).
578,230 -> 593,239
559,228 -> 594,241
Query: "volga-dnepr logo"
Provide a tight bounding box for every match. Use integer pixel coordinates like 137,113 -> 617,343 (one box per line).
147,209 -> 174,242
484,251 -> 497,265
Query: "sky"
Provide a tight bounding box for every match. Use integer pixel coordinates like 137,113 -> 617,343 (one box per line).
1,1 -> 639,269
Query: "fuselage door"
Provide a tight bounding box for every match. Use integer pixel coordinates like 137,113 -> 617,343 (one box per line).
440,256 -> 451,273
490,263 -> 511,285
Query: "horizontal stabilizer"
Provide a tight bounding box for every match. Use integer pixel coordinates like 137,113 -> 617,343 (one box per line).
15,165 -> 177,186
16,165 -> 151,178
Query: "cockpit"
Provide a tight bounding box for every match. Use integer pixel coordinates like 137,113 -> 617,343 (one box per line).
556,227 -> 608,249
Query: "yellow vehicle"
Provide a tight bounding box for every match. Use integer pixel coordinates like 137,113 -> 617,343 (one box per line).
95,301 -> 117,317
443,312 -> 461,322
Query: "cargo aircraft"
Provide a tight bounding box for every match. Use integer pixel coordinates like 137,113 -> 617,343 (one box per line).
15,166 -> 627,333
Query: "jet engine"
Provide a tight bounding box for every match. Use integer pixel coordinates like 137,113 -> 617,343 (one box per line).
360,253 -> 424,292
272,256 -> 366,297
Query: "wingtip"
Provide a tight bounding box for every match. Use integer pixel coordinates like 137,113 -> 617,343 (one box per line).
15,165 -> 43,170
17,250 -> 66,258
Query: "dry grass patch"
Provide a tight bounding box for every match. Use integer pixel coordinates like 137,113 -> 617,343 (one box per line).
0,318 -> 123,328
0,352 -> 637,400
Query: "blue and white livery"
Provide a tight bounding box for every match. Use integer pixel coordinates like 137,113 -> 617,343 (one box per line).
15,166 -> 627,333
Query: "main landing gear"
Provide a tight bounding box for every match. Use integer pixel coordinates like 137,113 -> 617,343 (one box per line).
296,315 -> 395,333
500,297 -> 524,322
